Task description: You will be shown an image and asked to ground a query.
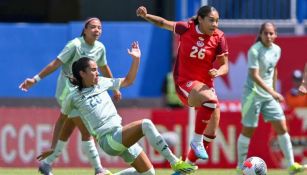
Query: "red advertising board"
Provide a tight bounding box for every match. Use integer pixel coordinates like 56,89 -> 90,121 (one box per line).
1,106 -> 306,169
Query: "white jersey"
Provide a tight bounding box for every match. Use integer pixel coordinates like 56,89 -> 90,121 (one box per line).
244,41 -> 281,99
61,77 -> 123,137
55,37 -> 107,106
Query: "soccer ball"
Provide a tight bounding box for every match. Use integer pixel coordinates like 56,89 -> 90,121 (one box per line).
241,156 -> 267,175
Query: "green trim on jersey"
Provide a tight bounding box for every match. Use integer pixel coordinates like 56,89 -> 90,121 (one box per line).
106,134 -> 126,152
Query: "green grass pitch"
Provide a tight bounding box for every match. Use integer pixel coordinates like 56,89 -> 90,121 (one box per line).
0,168 -> 287,175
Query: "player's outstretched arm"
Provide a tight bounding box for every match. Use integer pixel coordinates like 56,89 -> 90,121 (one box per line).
19,59 -> 63,91
120,41 -> 141,88
136,6 -> 175,31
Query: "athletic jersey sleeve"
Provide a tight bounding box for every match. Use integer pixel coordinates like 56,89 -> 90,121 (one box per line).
247,46 -> 259,69
174,21 -> 189,35
96,43 -> 107,67
216,34 -> 229,56
61,92 -> 74,115
57,39 -> 76,64
98,77 -> 122,91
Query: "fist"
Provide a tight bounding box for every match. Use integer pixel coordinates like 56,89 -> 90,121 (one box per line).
136,6 -> 147,18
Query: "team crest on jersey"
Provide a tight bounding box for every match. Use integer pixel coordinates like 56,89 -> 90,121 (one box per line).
186,81 -> 193,87
197,40 -> 204,47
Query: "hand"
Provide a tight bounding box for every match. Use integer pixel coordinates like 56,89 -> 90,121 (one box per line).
127,41 -> 141,59
208,69 -> 219,78
298,83 -> 307,95
36,149 -> 54,161
113,90 -> 122,102
272,91 -> 284,102
136,6 -> 147,18
19,78 -> 36,92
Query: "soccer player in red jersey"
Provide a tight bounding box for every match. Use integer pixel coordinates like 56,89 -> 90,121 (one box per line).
137,5 -> 229,165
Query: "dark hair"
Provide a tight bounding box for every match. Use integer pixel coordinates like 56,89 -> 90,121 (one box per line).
69,57 -> 92,91
255,22 -> 277,43
192,5 -> 218,25
80,17 -> 101,36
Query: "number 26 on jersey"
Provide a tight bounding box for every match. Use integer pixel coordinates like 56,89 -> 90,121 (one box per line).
189,46 -> 205,60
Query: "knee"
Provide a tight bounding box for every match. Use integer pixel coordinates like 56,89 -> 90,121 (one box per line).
189,90 -> 218,108
241,127 -> 255,138
80,129 -> 92,140
57,113 -> 68,124
80,134 -> 92,141
276,129 -> 287,135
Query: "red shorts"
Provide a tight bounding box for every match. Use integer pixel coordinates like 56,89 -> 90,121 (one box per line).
175,80 -> 218,107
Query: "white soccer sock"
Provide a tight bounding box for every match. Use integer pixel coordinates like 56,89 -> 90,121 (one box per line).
237,134 -> 251,168
81,140 -> 103,171
44,140 -> 67,165
141,119 -> 178,165
140,167 -> 155,175
277,132 -> 295,167
114,168 -> 137,175
114,167 -> 155,175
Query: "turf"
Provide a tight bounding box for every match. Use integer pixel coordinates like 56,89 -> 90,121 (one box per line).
0,168 -> 288,175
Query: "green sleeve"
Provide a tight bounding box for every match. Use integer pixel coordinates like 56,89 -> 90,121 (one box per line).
57,40 -> 76,64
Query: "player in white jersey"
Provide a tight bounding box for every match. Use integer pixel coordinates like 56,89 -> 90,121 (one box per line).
236,22 -> 306,175
298,63 -> 307,95
61,42 -> 198,175
19,17 -> 120,175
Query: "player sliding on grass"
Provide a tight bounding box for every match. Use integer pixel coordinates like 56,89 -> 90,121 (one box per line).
236,22 -> 307,175
19,17 -> 120,175
136,5 -> 229,165
39,42 -> 198,175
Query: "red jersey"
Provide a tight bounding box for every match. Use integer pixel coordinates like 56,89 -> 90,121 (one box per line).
173,20 -> 228,88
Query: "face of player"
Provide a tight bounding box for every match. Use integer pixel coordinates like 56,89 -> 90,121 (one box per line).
83,19 -> 102,44
198,10 -> 219,36
80,60 -> 99,87
260,24 -> 277,47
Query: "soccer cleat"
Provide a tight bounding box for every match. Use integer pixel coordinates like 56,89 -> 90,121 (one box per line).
95,168 -> 113,175
103,170 -> 113,175
190,141 -> 208,160
38,161 -> 53,175
171,159 -> 198,174
288,162 -> 306,175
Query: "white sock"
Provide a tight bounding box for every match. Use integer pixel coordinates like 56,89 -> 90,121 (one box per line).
114,167 -> 155,175
237,134 -> 250,168
191,133 -> 203,143
114,167 -> 138,175
81,140 -> 103,171
140,167 -> 155,175
142,119 -> 178,165
44,140 -> 67,165
277,133 -> 295,167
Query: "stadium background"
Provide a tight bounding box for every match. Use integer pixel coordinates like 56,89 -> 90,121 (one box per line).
0,0 -> 307,170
